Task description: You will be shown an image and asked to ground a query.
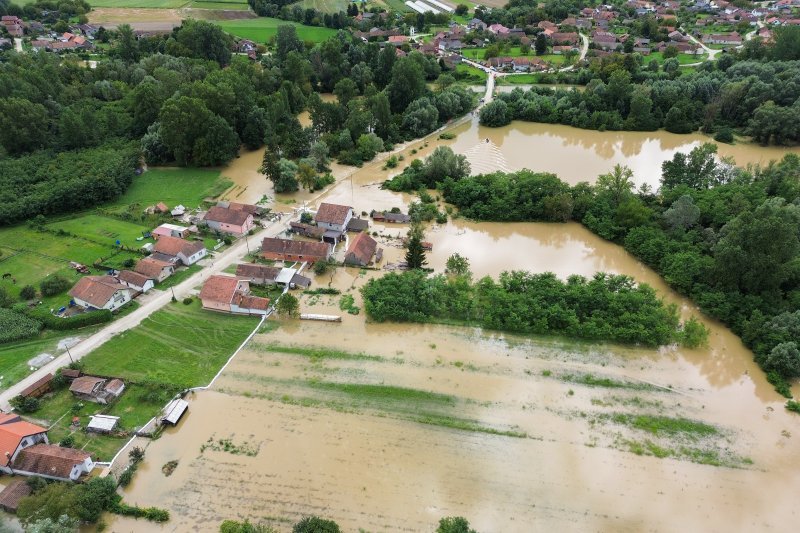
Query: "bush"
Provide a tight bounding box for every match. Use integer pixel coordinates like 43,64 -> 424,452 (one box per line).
182,297 -> 193,305
20,285 -> 37,300
59,435 -> 75,448
0,308 -> 43,343
714,127 -> 734,144
26,308 -> 113,331
786,400 -> 800,414
10,395 -> 40,413
293,517 -> 340,533
40,275 -> 72,297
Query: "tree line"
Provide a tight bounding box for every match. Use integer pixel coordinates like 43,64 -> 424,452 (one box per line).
434,145 -> 800,395
362,268 -> 703,348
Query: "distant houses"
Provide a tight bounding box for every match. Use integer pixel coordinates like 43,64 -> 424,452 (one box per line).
152,223 -> 191,240
199,275 -> 270,316
371,210 -> 411,224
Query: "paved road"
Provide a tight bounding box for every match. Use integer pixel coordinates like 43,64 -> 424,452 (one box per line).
0,218 -> 289,410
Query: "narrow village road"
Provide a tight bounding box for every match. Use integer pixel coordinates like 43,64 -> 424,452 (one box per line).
0,217 -> 290,410
13,38 -> 22,53
684,32 -> 721,61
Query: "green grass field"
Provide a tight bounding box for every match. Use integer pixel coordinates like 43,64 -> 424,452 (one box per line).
80,299 -> 259,385
497,73 -> 540,84
216,17 -> 338,43
644,51 -> 708,66
48,215 -> 150,249
87,0 -> 191,8
187,0 -> 251,9
293,0 -> 350,14
455,64 -> 487,83
111,167 -> 230,210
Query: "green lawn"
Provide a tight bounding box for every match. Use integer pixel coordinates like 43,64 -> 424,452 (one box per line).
80,299 -> 259,386
187,0 -> 251,8
463,48 -> 566,65
157,263 -> 203,290
644,51 -> 708,66
216,17 -> 338,43
87,0 -> 191,7
293,0 -> 350,14
497,73 -> 540,84
0,331 -> 98,392
48,215 -> 150,250
455,63 -> 487,83
111,167 -> 230,210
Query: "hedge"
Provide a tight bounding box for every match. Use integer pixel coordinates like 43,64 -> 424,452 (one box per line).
25,307 -> 113,331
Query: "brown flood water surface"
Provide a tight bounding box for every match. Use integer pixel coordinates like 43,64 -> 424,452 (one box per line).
114,111 -> 800,532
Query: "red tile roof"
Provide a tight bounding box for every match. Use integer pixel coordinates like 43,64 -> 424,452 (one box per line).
199,275 -> 242,305
68,276 -> 128,308
117,270 -> 151,288
315,203 -> 352,226
134,257 -> 173,279
204,206 -> 251,226
232,292 -> 269,311
345,232 -> 377,265
153,236 -> 205,258
69,376 -> 105,396
0,416 -> 47,467
0,479 -> 32,512
12,444 -> 91,479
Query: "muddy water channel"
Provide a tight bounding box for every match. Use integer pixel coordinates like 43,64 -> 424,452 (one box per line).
115,110 -> 800,531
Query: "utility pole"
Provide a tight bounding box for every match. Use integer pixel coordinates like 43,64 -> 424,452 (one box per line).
65,345 -> 74,364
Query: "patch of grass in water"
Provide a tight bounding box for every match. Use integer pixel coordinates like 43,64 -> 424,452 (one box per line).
610,413 -> 718,438
307,382 -> 456,407
560,373 -> 660,391
253,343 -> 384,362
414,413 -> 527,438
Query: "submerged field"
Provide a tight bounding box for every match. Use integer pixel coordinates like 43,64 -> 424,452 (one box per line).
114,267 -> 799,531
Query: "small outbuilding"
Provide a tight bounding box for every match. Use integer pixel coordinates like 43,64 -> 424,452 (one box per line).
87,415 -> 119,434
19,373 -> 54,399
0,479 -> 32,513
161,398 -> 188,426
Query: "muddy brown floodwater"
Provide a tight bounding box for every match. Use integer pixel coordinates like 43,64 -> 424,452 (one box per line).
111,108 -> 800,532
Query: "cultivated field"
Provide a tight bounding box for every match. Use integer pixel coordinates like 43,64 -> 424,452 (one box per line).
88,0 -> 192,7
216,17 -> 338,42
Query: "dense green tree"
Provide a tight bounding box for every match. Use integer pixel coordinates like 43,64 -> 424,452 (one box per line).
387,57 -> 427,114
25,515 -> 79,533
114,24 -> 139,63
596,164 -> 634,208
661,144 -> 724,190
479,99 -> 511,127
445,253 -> 471,277
169,20 -> 232,66
276,293 -> 300,318
535,33 -> 547,55
663,195 -> 700,231
0,98 -> 50,155
405,224 -> 428,269
772,26 -> 800,61
765,342 -> 800,378
401,97 -> 439,138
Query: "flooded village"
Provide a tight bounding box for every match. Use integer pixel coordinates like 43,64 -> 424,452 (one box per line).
100,110 -> 800,532
3,0 -> 800,531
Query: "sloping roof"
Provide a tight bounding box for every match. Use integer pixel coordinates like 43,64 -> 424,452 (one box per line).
315,203 -> 352,225
261,238 -> 330,258
105,379 -> 124,395
0,417 -> 47,467
290,222 -> 326,238
162,399 -> 188,425
68,276 -> 128,308
20,373 -> 53,397
345,232 -> 378,265
0,479 -> 32,512
204,206 -> 251,226
199,275 -> 241,304
153,236 -> 205,258
291,274 -> 312,288
69,376 -> 105,396
12,444 -> 91,479
135,257 -> 174,279
232,292 -> 269,311
347,218 -> 370,232
223,202 -> 260,215
87,415 -> 119,432
275,268 -> 297,285
235,263 -> 281,281
117,270 -> 151,288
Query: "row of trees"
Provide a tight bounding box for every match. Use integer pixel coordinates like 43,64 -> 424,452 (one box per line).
479,56 -> 800,144
362,265 -> 703,347
220,514 -> 478,533
438,146 -> 800,394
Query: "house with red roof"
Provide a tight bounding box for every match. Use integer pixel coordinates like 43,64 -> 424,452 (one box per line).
68,276 -> 132,311
203,206 -> 255,236
344,232 -> 379,267
199,275 -> 270,316
0,413 -> 49,475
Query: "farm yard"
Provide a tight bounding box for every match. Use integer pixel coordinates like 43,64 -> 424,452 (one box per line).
17,300 -> 262,461
216,17 -> 339,43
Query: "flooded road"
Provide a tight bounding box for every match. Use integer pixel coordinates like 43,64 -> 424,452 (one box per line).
114,98 -> 800,532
